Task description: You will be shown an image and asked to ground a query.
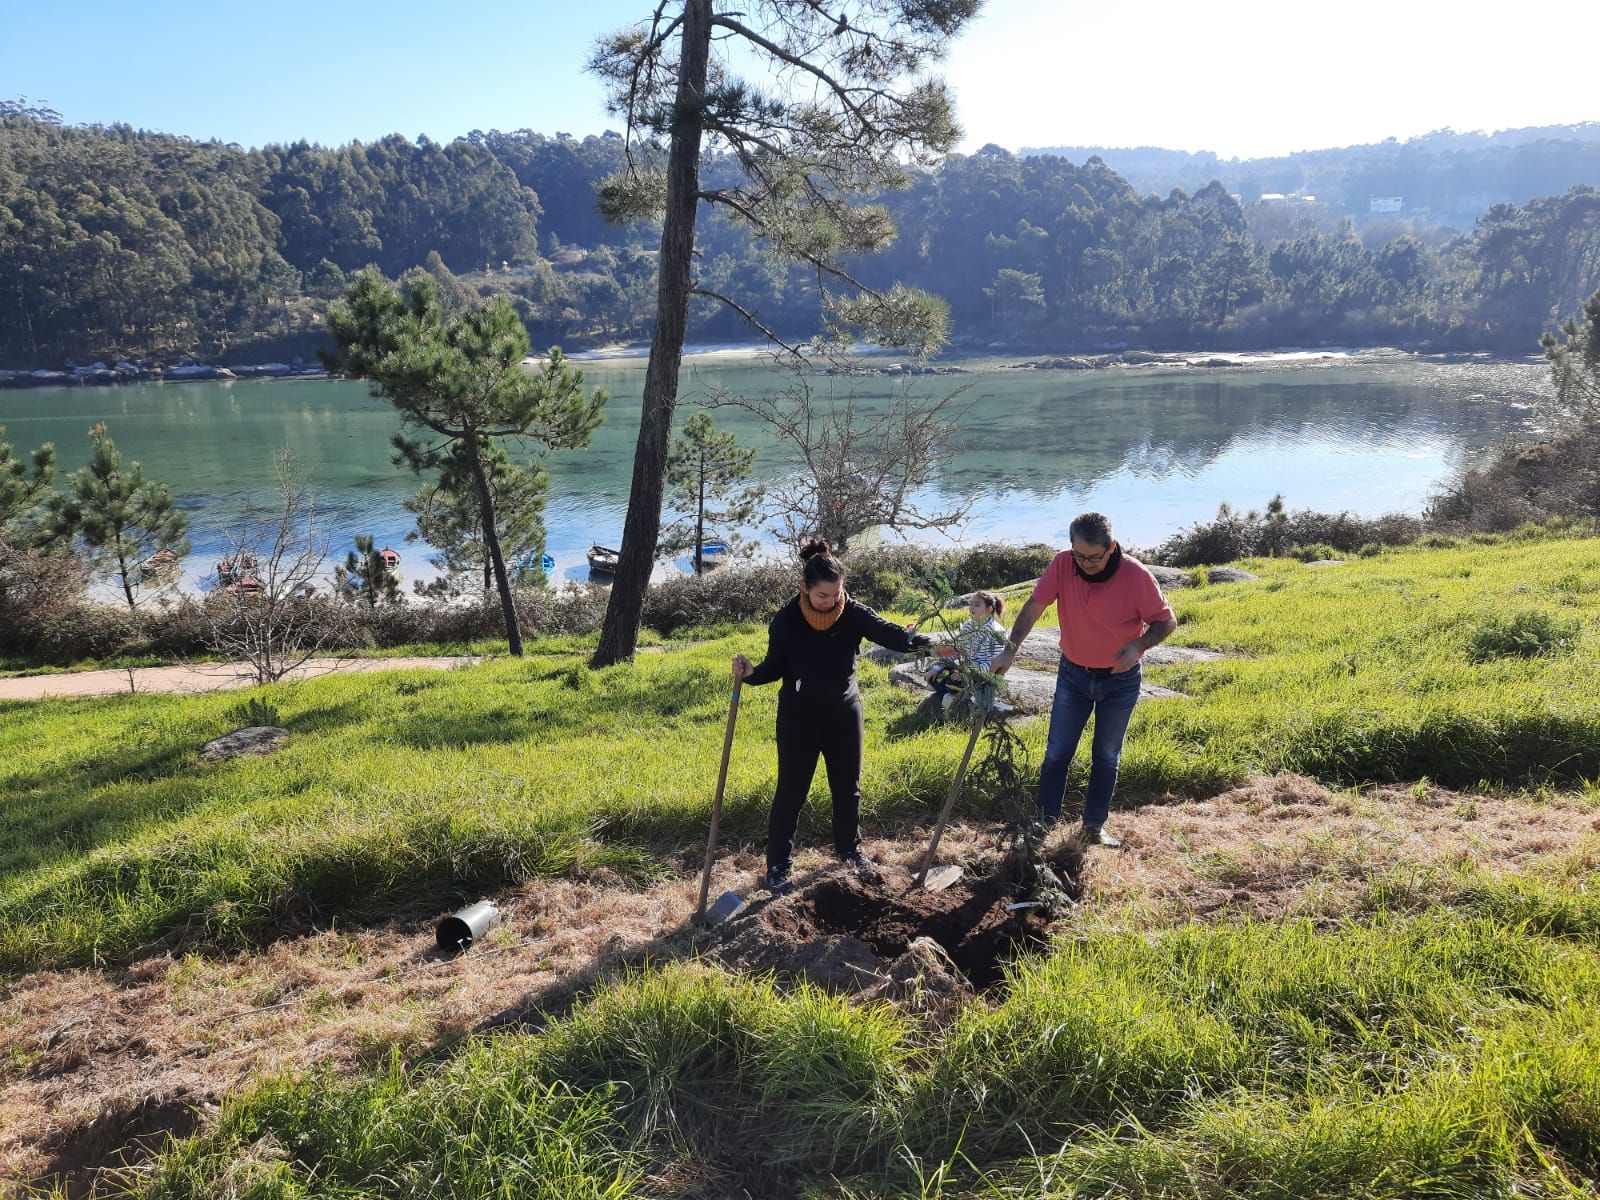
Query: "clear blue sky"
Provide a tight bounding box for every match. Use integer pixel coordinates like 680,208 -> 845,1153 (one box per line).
5,1 -> 1597,158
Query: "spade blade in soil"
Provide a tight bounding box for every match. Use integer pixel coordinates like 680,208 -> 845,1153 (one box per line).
921,864 -> 963,892
704,890 -> 748,926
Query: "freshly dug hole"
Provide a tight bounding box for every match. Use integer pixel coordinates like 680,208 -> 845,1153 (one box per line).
704,848 -> 1081,992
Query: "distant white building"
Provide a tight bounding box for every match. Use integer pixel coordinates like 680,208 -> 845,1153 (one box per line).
1258,192 -> 1318,206
1369,196 -> 1404,213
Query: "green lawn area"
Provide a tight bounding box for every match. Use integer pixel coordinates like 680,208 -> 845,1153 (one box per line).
4,536 -> 1599,974
8,533 -> 1600,1197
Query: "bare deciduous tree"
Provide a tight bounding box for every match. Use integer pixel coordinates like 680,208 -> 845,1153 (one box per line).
202,452 -> 350,686
709,372 -> 970,552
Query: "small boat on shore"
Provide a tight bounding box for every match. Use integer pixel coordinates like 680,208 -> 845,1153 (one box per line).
214,552 -> 259,585
588,544 -> 620,575
513,551 -> 557,576
698,538 -> 730,569
138,549 -> 180,582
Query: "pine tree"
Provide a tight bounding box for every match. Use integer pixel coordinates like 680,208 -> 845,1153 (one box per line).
588,0 -> 978,665
0,425 -> 57,546
324,270 -> 606,655
661,411 -> 760,574
334,533 -> 401,605
401,439 -> 548,592
51,424 -> 188,609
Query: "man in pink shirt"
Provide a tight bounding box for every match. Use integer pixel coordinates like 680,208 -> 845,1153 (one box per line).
992,512 -> 1177,847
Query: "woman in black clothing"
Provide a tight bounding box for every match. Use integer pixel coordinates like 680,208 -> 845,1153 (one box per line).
732,540 -> 931,894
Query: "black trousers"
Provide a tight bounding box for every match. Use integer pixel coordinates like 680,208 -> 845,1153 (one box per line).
766,696 -> 865,873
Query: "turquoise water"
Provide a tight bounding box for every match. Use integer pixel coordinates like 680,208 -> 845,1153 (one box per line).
0,354 -> 1549,588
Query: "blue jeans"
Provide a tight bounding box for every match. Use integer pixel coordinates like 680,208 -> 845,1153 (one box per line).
1036,658 -> 1142,827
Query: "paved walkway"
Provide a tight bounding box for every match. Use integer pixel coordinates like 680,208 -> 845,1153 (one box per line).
0,656 -> 481,702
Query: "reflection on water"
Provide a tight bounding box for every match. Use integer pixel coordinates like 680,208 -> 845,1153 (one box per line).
0,355 -> 1550,586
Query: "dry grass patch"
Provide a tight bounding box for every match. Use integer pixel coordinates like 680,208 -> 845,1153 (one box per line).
1082,773 -> 1600,923
0,860 -> 753,1189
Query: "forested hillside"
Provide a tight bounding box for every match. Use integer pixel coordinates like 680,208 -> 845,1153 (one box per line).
3,102 -> 1599,367
1026,122 -> 1600,227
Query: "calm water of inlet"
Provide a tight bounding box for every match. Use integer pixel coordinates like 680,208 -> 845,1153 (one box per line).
0,354 -> 1551,589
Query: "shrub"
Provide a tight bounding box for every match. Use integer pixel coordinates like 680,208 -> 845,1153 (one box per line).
1427,425 -> 1600,534
1289,543 -> 1339,562
230,697 -> 282,728
513,585 -> 610,638
1154,499 -> 1421,566
944,542 -> 1057,592
642,564 -> 794,635
1467,611 -> 1583,662
19,601 -> 140,663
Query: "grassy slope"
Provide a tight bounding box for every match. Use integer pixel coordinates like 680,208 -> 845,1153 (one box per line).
140,896 -> 1600,1198
7,534 -> 1600,1196
3,536 -> 1599,973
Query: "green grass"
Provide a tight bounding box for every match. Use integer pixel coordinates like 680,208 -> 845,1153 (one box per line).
3,538 -> 1599,973
131,887 -> 1600,1198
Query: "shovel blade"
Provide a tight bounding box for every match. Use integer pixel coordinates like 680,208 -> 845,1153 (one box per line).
704,890 -> 748,926
921,864 -> 963,892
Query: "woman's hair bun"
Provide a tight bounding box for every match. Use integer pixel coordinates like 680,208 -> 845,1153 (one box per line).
798,538 -> 832,562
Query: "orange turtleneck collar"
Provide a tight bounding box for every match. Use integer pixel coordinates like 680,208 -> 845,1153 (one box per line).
799,589 -> 847,631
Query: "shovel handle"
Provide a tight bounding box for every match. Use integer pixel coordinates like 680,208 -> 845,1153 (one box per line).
695,679 -> 742,924
915,707 -> 987,885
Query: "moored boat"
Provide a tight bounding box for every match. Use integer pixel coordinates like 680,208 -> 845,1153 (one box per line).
588,544 -> 619,575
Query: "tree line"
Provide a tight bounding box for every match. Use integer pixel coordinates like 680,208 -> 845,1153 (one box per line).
4,100 -> 1600,369
1027,122 -> 1600,230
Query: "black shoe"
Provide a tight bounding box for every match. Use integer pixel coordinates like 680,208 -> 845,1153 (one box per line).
1081,824 -> 1122,849
841,850 -> 872,872
764,868 -> 794,897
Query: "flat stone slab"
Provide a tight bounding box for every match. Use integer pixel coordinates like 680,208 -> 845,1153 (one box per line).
1304,559 -> 1346,567
1147,564 -> 1194,589
200,725 -> 289,761
1204,566 -> 1259,584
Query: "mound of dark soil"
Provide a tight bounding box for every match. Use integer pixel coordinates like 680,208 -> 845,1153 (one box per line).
703,847 -> 1082,996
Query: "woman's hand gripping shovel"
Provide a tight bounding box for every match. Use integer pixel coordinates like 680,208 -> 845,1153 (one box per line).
695,674 -> 745,926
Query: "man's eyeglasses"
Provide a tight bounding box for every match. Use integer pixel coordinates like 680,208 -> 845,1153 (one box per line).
1071,545 -> 1112,567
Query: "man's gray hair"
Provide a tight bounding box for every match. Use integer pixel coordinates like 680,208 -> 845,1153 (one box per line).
1069,511 -> 1114,548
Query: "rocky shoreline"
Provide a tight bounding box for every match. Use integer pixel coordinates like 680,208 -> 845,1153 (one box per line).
3,344 -> 1534,389
0,361 -> 329,389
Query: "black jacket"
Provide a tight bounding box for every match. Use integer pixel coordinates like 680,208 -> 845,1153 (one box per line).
746,595 -> 931,707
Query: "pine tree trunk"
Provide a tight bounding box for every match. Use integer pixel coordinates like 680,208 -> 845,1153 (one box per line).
116,532 -> 136,609
694,453 -> 705,576
594,0 -> 712,665
467,431 -> 524,657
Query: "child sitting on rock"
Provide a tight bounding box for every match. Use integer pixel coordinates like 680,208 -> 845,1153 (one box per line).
925,591 -> 1009,714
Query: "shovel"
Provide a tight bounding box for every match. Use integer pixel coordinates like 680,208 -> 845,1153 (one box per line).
914,705 -> 988,890
694,678 -> 743,925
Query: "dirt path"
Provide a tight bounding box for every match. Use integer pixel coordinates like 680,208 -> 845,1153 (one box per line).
0,656 -> 483,702
6,777 -> 1597,1191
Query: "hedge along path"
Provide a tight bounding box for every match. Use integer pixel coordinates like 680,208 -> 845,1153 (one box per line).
0,655 -> 483,701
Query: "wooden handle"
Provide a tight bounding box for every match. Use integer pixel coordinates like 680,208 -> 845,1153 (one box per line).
915,708 -> 987,885
694,679 -> 742,924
